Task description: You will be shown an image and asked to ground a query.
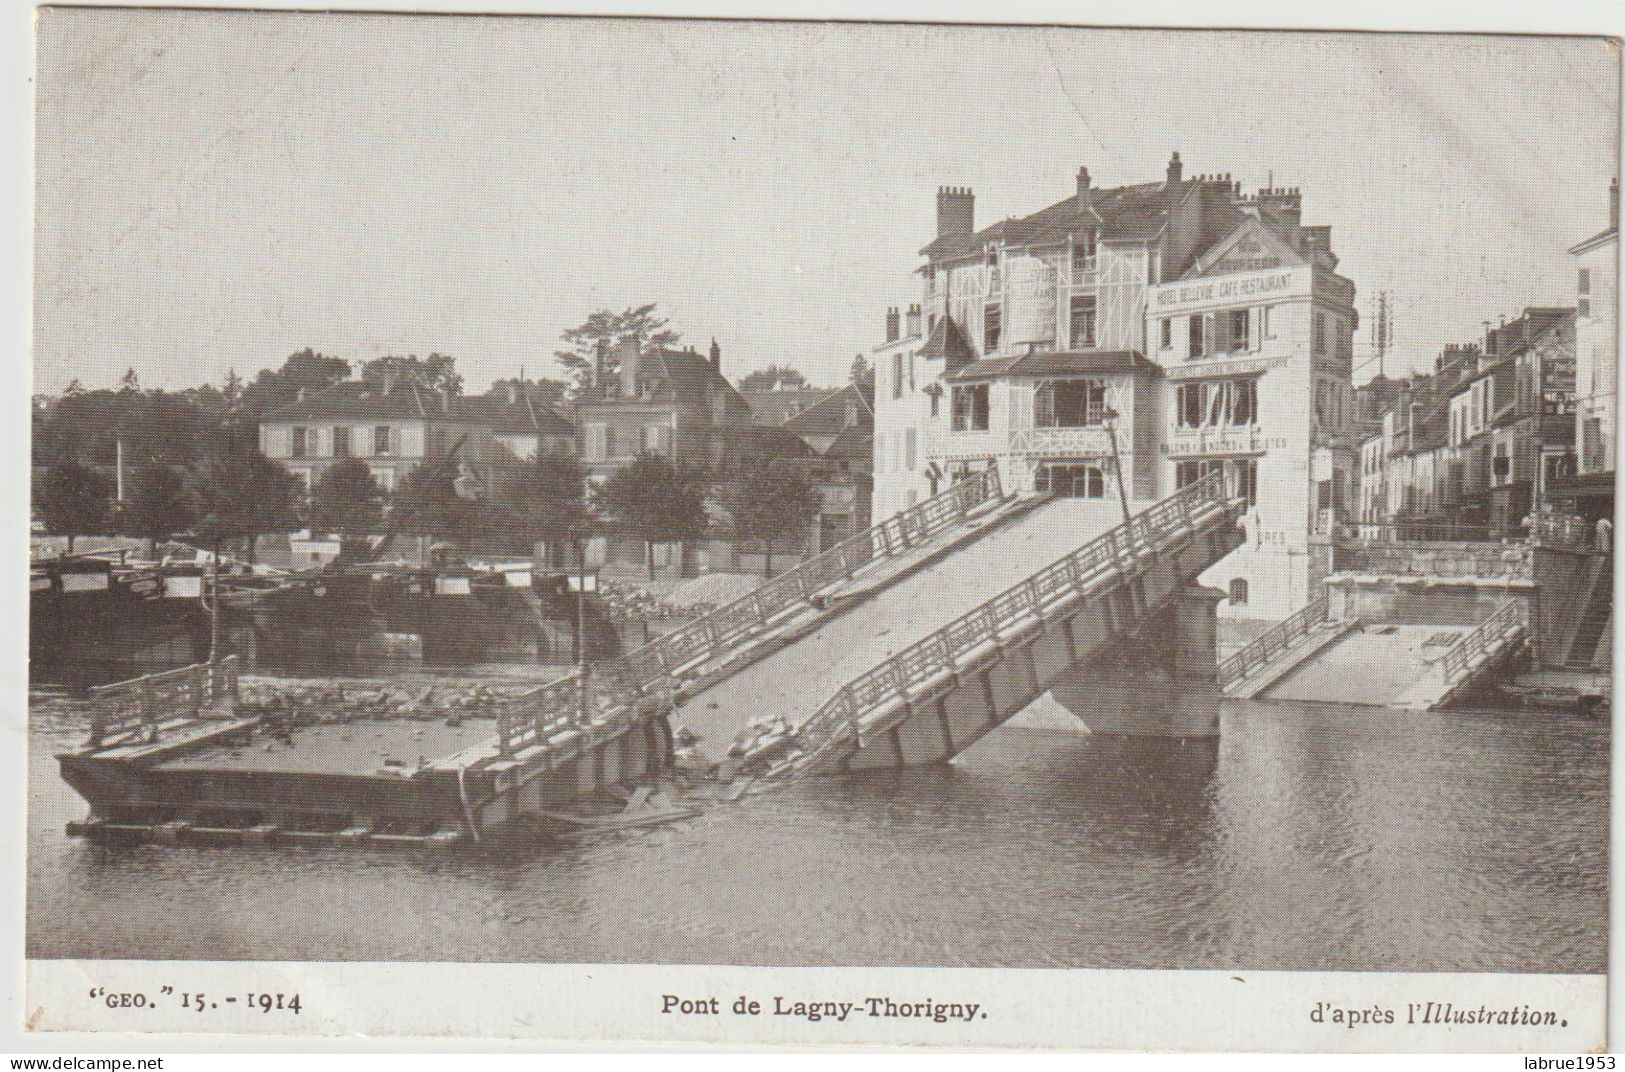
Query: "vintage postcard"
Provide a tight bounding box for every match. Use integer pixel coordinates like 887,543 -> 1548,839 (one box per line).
18,5 -> 1617,1053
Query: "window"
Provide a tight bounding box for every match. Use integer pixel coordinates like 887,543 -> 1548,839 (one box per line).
1230,459 -> 1258,507
1314,314 -> 1328,355
1069,296 -> 1097,348
1175,380 -> 1257,429
1072,230 -> 1098,274
1579,296 -> 1591,318
904,427 -> 917,470
290,426 -> 308,458
983,304 -> 1002,353
331,426 -> 349,458
892,353 -> 904,399
425,427 -> 446,458
374,426 -> 392,456
1228,309 -> 1250,353
1584,417 -> 1604,470
1228,578 -> 1249,606
1188,315 -> 1205,358
1036,463 -> 1105,498
1579,268 -> 1591,294
951,384 -> 990,431
373,467 -> 395,493
927,384 -> 942,418
845,402 -> 858,427
1035,379 -> 1106,428
1160,318 -> 1172,350
1176,459 -> 1223,489
604,426 -> 620,459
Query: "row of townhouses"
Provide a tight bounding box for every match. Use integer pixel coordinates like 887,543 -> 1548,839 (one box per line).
871,153 -> 1360,619
1355,180 -> 1617,538
256,343 -> 874,571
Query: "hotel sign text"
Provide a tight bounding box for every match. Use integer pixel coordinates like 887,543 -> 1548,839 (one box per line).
1150,266 -> 1311,314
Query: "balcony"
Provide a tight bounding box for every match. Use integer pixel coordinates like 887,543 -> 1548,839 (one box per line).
1166,425 -> 1266,458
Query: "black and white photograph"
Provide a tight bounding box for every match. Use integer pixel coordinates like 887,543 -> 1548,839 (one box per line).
18,6 -> 1618,1051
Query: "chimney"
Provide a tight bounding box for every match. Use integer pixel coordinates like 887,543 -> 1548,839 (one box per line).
616,337 -> 641,399
885,307 -> 901,344
709,338 -> 721,370
1166,151 -> 1183,186
936,186 -> 975,238
1076,165 -> 1092,210
905,304 -> 921,338
1612,177 -> 1619,230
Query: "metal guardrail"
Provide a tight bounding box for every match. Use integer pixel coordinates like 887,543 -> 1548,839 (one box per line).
494,468 -> 1006,755
86,655 -> 241,750
1217,596 -> 1329,689
1438,600 -> 1528,683
790,470 -> 1235,763
1530,512 -> 1594,551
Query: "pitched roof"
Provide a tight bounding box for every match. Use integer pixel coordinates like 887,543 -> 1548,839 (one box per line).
918,316 -> 978,368
579,346 -> 747,412
740,387 -> 841,427
1570,225 -> 1617,255
457,392 -> 576,437
948,350 -> 1158,382
920,180 -> 1201,261
262,380 -> 576,436
780,383 -> 873,439
262,381 -> 446,422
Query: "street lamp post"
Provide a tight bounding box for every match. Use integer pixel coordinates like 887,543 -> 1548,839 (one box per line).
1101,405 -> 1132,523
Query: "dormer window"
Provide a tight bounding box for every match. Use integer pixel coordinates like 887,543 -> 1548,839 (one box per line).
1072,230 -> 1098,274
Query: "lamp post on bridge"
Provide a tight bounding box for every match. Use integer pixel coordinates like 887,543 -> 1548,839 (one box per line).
1101,405 -> 1132,523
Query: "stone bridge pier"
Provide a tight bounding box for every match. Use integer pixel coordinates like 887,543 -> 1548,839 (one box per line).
1048,584 -> 1226,738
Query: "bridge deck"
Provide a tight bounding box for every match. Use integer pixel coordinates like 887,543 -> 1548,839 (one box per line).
673,497 -> 1154,760
151,717 -> 498,776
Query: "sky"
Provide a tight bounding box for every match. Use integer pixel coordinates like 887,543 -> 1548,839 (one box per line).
33,11 -> 1620,394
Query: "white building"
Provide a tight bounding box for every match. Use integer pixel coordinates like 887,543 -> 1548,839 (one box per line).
1562,178 -> 1618,520
872,155 -> 1358,620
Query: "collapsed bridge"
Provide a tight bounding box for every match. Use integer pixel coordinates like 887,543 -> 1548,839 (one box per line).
57,469 -> 1246,848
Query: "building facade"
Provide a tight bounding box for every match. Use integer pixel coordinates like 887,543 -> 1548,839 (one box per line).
1558,179 -> 1618,520
872,155 -> 1358,619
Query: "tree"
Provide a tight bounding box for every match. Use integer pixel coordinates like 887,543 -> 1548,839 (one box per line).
555,304 -> 680,391
119,369 -> 140,393
593,452 -> 710,578
738,365 -> 808,392
504,450 -> 590,564
116,463 -> 196,552
37,460 -> 112,553
238,348 -> 352,416
722,457 -> 822,575
849,353 -> 874,389
360,353 -> 462,395
309,458 -> 385,555
391,459 -> 479,547
190,447 -> 304,560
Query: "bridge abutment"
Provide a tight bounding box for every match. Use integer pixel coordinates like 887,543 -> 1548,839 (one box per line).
1049,584 -> 1225,738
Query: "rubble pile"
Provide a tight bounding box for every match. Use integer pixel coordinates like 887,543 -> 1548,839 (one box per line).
236,681 -> 532,726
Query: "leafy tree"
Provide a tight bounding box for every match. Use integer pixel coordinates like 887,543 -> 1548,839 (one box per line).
309,459 -> 385,553
849,353 -> 874,389
36,460 -> 112,553
503,450 -> 590,564
722,457 -> 822,575
391,459 -> 479,546
238,348 -> 352,416
555,304 -> 680,391
189,447 -> 304,560
116,463 -> 196,552
593,452 -> 710,578
361,353 -> 462,395
62,379 -> 85,396
738,365 -> 808,392
119,369 -> 140,393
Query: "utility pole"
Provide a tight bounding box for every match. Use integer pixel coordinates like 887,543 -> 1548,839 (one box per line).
1102,406 -> 1132,523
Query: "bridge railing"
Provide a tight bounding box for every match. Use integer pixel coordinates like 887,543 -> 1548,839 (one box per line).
494,468 -> 1006,755
1530,511 -> 1595,551
792,471 -> 1236,761
1217,596 -> 1330,689
1437,600 -> 1528,683
86,655 -> 241,750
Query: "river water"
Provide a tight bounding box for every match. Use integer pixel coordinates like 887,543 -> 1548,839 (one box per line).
27,692 -> 1607,972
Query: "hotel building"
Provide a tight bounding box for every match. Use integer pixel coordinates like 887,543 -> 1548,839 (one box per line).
872,154 -> 1359,619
